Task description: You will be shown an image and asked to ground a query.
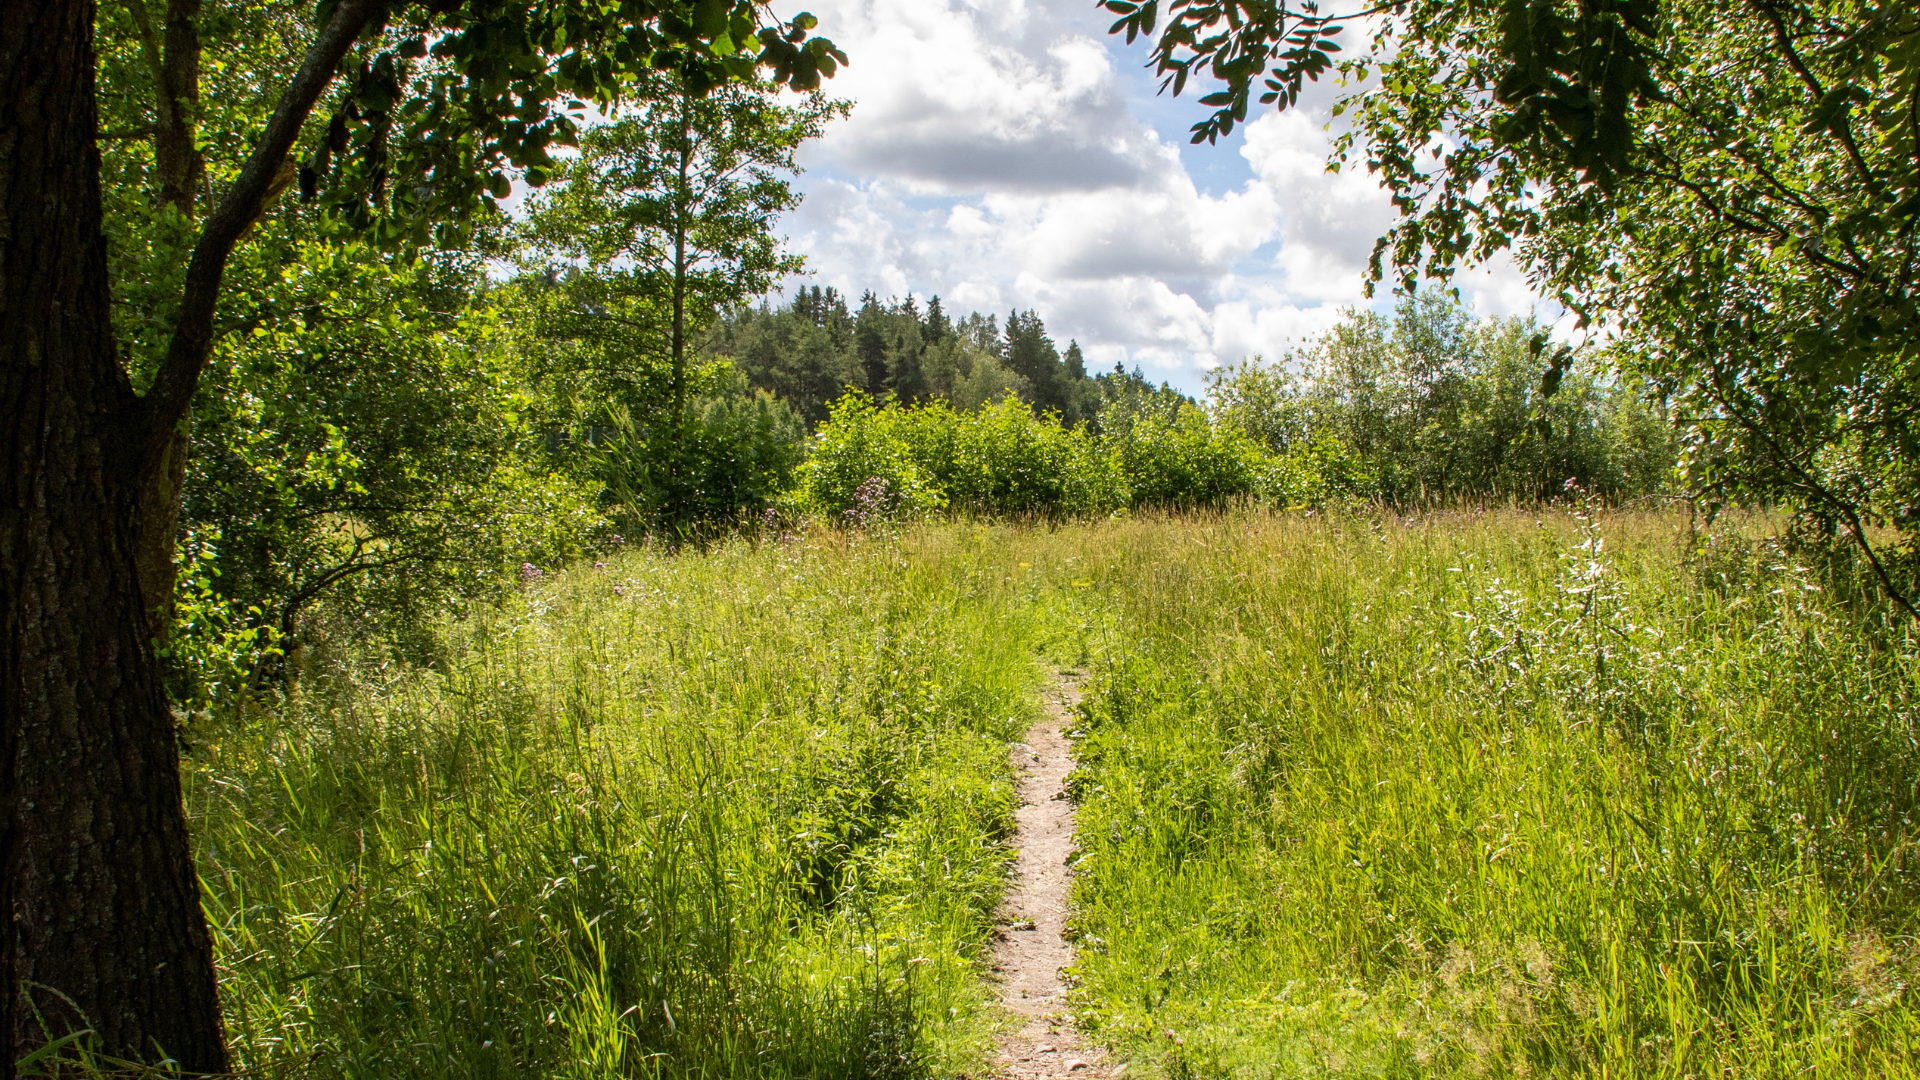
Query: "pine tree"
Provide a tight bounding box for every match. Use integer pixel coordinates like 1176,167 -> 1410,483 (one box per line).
1064,339 -> 1087,379
855,292 -> 891,394
1006,309 -> 1064,414
924,295 -> 950,344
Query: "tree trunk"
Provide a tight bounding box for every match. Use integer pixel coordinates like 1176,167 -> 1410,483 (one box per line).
0,0 -> 229,1071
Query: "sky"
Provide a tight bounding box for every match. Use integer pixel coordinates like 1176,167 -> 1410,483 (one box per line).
771,0 -> 1555,395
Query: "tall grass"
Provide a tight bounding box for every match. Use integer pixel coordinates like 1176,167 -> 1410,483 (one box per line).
183,509 -> 1920,1078
190,528 -> 1048,1079
1051,508 -> 1920,1077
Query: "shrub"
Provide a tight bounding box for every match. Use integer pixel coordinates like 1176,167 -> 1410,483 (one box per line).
793,391 -> 945,518
1264,432 -> 1377,507
800,394 -> 1124,520
1111,402 -> 1271,508
937,397 -> 1124,516
596,362 -> 808,535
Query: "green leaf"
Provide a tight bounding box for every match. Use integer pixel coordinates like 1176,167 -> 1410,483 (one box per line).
693,0 -> 729,39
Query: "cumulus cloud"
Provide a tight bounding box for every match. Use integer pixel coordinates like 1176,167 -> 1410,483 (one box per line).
777,0 -> 1556,391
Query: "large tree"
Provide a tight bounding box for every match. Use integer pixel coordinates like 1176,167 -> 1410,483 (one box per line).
1107,0 -> 1920,615
0,0 -> 841,1070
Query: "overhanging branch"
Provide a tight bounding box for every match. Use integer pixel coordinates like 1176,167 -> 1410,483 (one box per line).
139,0 -> 381,471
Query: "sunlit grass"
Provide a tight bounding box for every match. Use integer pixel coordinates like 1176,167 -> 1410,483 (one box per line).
1054,508 -> 1920,1078
185,509 -> 1920,1078
192,526 -> 1049,1079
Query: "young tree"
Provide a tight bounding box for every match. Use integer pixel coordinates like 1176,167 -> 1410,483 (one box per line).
0,0 -> 841,1068
517,73 -> 840,532
520,73 -> 844,414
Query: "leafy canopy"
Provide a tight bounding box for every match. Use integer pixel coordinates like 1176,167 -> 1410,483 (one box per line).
298,0 -> 848,247
1107,0 -> 1920,615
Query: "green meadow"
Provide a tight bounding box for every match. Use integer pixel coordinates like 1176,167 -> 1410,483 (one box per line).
190,510 -> 1920,1079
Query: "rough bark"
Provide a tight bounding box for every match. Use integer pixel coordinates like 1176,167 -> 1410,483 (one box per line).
156,0 -> 204,212
3,0 -> 380,1069
134,0 -> 203,644
126,0 -> 204,214
0,0 -> 227,1070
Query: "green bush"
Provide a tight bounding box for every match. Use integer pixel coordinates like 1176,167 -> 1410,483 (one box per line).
1110,402 -> 1271,508
176,242 -> 602,704
797,391 -> 1372,521
793,391 -> 946,520
594,361 -> 808,536
1264,431 -> 1378,508
927,397 -> 1124,516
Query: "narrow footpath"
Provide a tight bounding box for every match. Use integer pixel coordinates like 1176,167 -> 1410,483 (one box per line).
991,674 -> 1109,1080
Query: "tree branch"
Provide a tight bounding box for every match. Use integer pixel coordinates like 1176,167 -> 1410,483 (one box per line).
140,0 -> 380,474
1750,0 -> 1883,198
1704,368 -> 1919,623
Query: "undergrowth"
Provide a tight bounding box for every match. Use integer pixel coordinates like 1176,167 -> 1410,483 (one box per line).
1056,509 -> 1920,1078
190,527 -> 1047,1080
178,509 -> 1920,1078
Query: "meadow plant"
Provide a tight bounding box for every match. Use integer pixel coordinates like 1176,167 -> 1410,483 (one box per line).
189,528 -> 1049,1079
175,508 -> 1918,1080
1050,509 -> 1920,1078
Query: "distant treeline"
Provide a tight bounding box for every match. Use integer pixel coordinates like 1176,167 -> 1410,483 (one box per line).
708,289 -> 1674,520
708,287 -> 1129,426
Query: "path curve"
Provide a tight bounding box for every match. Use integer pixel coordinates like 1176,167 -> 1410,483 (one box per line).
991,673 -> 1108,1080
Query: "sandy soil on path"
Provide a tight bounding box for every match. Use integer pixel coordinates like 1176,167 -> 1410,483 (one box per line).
990,673 -> 1111,1080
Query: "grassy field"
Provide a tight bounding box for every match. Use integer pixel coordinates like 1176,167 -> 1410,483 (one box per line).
191,528 -> 1055,1079
188,509 -> 1920,1078
1056,510 -> 1920,1078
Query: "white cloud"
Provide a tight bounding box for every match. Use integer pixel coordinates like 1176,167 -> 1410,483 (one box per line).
777,0 -> 1558,392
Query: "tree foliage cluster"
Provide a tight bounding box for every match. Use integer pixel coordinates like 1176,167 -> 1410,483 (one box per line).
1105,0 -> 1920,614
1208,293 -> 1676,504
709,289 -> 1108,425
794,299 -> 1671,522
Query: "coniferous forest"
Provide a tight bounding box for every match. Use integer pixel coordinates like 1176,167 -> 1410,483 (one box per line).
2,1 -> 1918,1078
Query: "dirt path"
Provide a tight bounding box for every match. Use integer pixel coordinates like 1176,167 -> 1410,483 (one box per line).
990,673 -> 1109,1080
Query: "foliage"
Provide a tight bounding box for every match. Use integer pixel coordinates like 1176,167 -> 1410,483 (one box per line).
1107,0 -> 1920,614
1107,403 -> 1269,509
1004,308 -> 1103,426
1207,295 -> 1675,504
297,1 -> 846,248
4,0 -> 851,1066
191,528 -> 1050,1079
517,76 -> 845,408
793,392 -> 949,521
589,362 -> 809,537
1051,508 -> 1920,1077
172,240 -> 602,705
1262,432 -> 1379,508
796,392 -> 1316,519
907,397 -> 1126,517
710,293 -> 1103,425
92,2 -> 846,697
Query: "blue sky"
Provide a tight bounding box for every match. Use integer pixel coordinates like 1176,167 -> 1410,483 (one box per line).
775,0 -> 1551,394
